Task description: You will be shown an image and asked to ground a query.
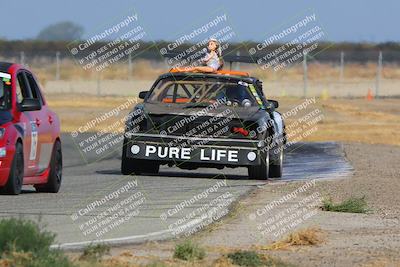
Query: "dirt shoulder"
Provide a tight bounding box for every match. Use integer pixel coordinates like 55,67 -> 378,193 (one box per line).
100,142 -> 400,267
192,142 -> 400,267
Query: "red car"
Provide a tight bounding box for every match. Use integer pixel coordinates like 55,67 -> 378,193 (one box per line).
0,62 -> 62,195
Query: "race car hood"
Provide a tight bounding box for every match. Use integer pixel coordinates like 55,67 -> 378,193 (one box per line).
0,111 -> 12,126
141,103 -> 264,121
129,103 -> 271,138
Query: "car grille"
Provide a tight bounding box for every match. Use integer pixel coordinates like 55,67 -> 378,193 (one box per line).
146,115 -> 257,140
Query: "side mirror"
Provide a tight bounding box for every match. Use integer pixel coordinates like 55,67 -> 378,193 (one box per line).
138,91 -> 149,100
267,99 -> 279,109
19,98 -> 41,112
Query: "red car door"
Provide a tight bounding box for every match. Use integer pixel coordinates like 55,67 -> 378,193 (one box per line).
14,71 -> 38,176
15,70 -> 54,177
24,71 -> 53,174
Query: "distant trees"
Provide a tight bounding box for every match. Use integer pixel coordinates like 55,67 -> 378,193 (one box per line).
37,21 -> 83,41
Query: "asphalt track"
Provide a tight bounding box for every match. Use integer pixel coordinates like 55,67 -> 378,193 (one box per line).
0,134 -> 352,249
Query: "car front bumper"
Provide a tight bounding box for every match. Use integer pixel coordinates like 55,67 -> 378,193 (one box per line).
0,146 -> 14,186
124,133 -> 264,166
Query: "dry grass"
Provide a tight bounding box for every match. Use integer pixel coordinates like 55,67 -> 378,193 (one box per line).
360,258 -> 399,267
261,227 -> 325,251
212,256 -> 235,267
0,250 -> 34,267
280,98 -> 400,146
79,256 -> 208,267
68,244 -> 296,267
47,95 -> 135,109
32,59 -> 166,85
225,250 -> 295,267
173,240 -> 205,261
321,103 -> 400,121
83,252 -> 292,267
25,59 -> 400,84
46,94 -> 135,133
231,62 -> 400,82
322,196 -> 369,213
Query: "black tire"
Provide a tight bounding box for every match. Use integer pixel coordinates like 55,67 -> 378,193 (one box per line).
121,139 -> 159,175
35,140 -> 62,193
121,156 -> 137,175
141,160 -> 159,174
3,142 -> 24,195
269,147 -> 283,178
248,150 -> 269,180
121,157 -> 159,175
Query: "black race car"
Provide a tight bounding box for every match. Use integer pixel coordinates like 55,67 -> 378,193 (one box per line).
121,69 -> 286,179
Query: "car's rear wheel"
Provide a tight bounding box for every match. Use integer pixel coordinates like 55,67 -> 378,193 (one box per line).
3,142 -> 24,195
35,140 -> 62,193
248,150 -> 269,180
269,147 -> 283,178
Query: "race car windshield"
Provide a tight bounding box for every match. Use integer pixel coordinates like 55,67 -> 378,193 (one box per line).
0,77 -> 11,110
147,77 -> 260,107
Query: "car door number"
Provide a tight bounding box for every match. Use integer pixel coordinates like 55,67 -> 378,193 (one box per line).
29,122 -> 38,160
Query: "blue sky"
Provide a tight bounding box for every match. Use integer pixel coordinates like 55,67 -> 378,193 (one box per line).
3,0 -> 398,42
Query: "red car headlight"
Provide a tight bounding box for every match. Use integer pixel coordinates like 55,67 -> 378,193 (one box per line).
0,147 -> 6,157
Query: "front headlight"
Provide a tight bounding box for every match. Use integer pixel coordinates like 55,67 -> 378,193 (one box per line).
0,128 -> 5,139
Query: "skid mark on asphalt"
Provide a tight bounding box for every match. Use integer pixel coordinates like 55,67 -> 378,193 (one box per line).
281,142 -> 353,181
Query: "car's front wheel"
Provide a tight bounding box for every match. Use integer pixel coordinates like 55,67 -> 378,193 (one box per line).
269,147 -> 283,178
248,150 -> 269,180
121,139 -> 159,175
35,140 -> 62,193
3,142 -> 24,195
121,157 -> 159,175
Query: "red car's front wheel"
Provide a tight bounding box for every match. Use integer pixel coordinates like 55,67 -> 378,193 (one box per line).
35,140 -> 62,193
3,142 -> 24,195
